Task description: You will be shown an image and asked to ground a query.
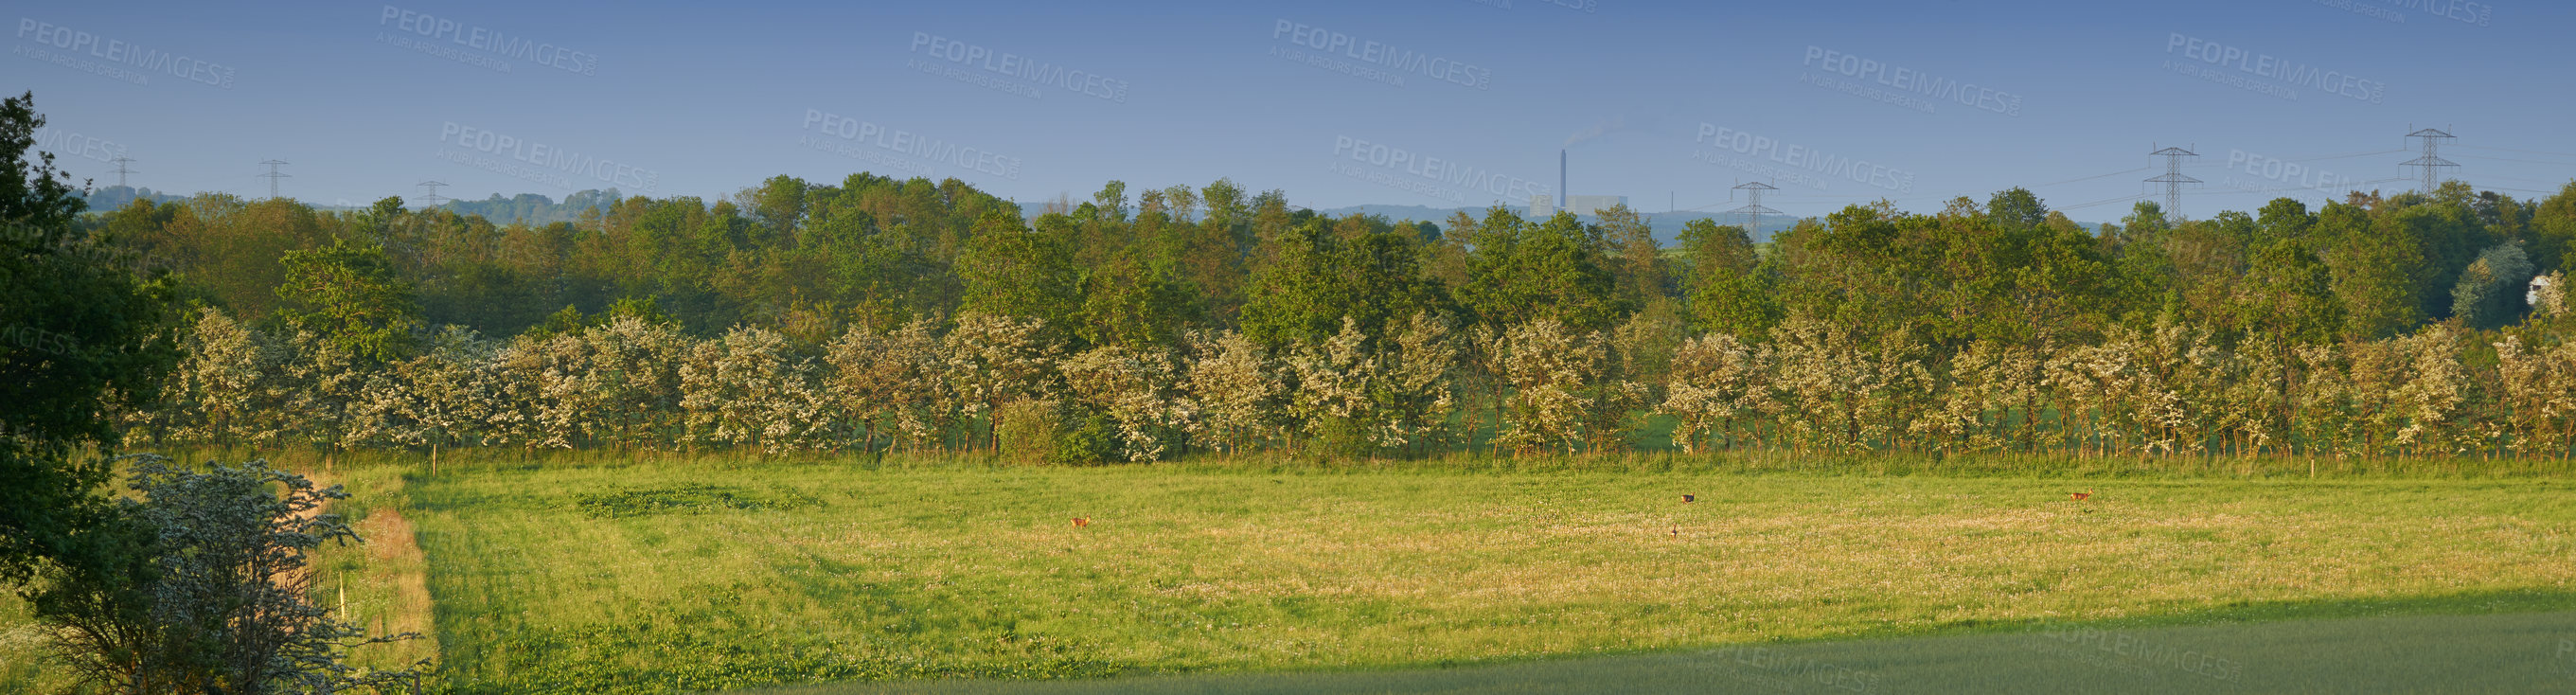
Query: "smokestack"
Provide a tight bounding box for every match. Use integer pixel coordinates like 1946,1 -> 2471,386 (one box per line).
1559,150 -> 1567,208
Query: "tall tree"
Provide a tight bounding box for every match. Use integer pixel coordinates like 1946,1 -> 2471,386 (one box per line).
1595,205 -> 1667,306
2529,182 -> 2576,274
0,92 -> 182,583
275,238 -> 423,364
956,211 -> 1078,329
1678,219 -> 1775,339
2317,201 -> 2424,338
1239,216 -> 1448,348
1986,187 -> 2049,232
1075,252 -> 1202,350
1460,210 -> 1623,332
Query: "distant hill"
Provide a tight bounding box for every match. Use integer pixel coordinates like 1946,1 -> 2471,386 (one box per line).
80,186 -> 190,210
80,185 -> 2108,242
437,189 -> 623,224
1309,204 -> 1799,243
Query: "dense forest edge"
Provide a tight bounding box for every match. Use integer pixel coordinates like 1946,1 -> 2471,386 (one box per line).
34,148 -> 2576,465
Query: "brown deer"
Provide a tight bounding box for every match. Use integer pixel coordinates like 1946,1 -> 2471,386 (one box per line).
1071,517 -> 1090,527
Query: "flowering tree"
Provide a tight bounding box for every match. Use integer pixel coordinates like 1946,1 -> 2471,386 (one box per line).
169,309 -> 293,450
1182,330 -> 1283,456
1060,345 -> 1192,462
585,317 -> 690,452
942,313 -> 1060,453
1286,317 -> 1385,455
1494,318 -> 1612,455
30,456 -> 424,692
387,326 -> 497,471
1381,312 -> 1464,454
1769,318 -> 1887,454
679,325 -> 825,454
1661,333 -> 1772,453
279,330 -> 368,469
2387,326 -> 2469,456
1912,340 -> 2040,454
486,332 -> 592,452
2493,335 -> 2576,457
826,320 -> 955,456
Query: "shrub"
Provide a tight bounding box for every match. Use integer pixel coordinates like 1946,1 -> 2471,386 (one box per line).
29,455 -> 423,693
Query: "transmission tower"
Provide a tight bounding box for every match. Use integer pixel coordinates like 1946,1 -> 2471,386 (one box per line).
2403,126 -> 2458,193
1727,181 -> 1779,232
258,159 -> 292,199
416,180 -> 450,208
2146,146 -> 2199,219
109,155 -> 136,188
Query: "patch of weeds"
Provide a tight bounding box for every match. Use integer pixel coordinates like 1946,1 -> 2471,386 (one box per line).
573,484 -> 780,519
447,610 -> 1133,694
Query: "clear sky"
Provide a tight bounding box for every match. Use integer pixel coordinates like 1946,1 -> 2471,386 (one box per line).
11,0 -> 2570,220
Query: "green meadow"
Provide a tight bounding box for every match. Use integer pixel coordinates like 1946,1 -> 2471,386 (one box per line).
8,453 -> 2575,693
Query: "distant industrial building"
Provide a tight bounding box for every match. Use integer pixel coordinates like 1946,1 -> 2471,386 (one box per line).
1529,194 -> 1629,218
1530,149 -> 1627,217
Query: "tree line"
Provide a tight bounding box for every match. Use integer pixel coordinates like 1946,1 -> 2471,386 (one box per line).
8,92 -> 418,693
75,169 -> 2576,462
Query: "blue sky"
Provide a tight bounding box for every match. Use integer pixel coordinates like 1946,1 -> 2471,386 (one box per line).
12,0 -> 2569,220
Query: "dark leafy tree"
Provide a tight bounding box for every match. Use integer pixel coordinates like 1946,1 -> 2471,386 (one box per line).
0,92 -> 182,584
31,456 -> 424,693
275,238 -> 423,364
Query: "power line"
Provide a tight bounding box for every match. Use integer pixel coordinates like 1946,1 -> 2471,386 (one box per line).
416,180 -> 450,208
2451,153 -> 2576,167
2460,173 -> 2576,186
2058,193 -> 2146,211
109,155 -> 136,188
2403,126 -> 2458,192
2265,148 -> 2407,163
2457,144 -> 2576,159
2031,166 -> 2155,187
258,159 -> 291,200
1727,181 -> 1780,231
2147,145 -> 2200,218
2485,186 -> 2568,195
2216,176 -> 2407,197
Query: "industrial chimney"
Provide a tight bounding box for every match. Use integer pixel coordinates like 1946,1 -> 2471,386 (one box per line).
1558,149 -> 1567,209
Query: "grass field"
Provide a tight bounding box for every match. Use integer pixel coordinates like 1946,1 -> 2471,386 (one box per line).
749,609 -> 2576,694
8,453 -> 2576,693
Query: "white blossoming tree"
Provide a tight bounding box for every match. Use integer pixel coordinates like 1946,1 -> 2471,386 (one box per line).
1182,330 -> 1284,456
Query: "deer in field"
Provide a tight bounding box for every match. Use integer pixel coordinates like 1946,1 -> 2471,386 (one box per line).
1071,517 -> 1090,527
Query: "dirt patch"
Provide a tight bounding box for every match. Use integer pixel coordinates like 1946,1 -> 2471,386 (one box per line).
309,470 -> 440,668
356,506 -> 435,637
